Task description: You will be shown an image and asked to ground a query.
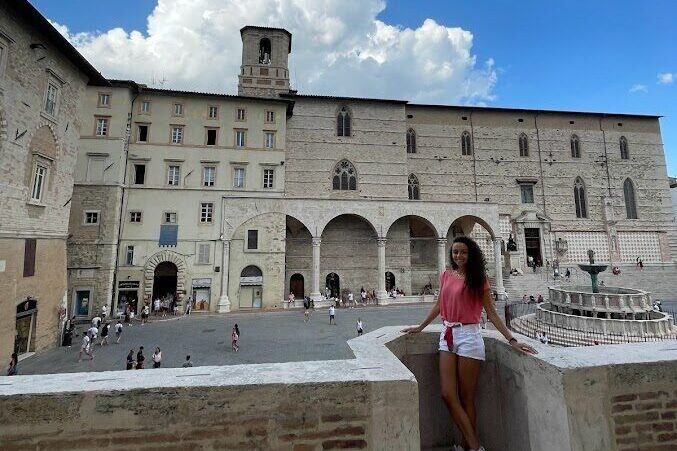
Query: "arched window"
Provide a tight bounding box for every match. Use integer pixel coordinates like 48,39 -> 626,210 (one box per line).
570,134 -> 581,158
461,131 -> 472,155
518,133 -> 529,157
337,106 -> 351,137
259,38 -> 271,64
408,174 -> 420,200
332,159 -> 357,190
624,178 -> 638,219
574,177 -> 588,218
619,136 -> 629,160
406,128 -> 417,153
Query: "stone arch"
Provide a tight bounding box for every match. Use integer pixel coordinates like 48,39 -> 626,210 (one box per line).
224,208 -> 314,241
385,214 -> 439,239
143,250 -> 188,303
448,215 -> 496,240
318,212 -> 378,238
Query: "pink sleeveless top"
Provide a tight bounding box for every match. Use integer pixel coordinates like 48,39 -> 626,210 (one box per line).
439,270 -> 489,324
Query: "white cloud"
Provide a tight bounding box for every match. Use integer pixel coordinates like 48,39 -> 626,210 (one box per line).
657,72 -> 674,84
628,84 -> 648,94
49,0 -> 496,104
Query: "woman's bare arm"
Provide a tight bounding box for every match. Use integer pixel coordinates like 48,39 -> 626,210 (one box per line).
482,291 -> 537,354
402,300 -> 440,333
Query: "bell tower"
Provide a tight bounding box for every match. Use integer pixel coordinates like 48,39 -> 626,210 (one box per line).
238,26 -> 292,98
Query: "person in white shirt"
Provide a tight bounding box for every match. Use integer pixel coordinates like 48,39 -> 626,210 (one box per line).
356,318 -> 364,336
87,325 -> 98,342
91,315 -> 102,328
153,298 -> 160,316
152,347 -> 162,368
101,305 -> 108,321
114,321 -> 123,343
360,289 -> 366,305
348,292 -> 354,308
78,334 -> 92,362
329,305 -> 336,325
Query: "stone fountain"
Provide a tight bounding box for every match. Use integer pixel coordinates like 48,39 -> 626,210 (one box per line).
577,249 -> 607,293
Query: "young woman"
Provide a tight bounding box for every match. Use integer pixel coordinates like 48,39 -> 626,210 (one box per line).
231,324 -> 240,352
403,236 -> 536,451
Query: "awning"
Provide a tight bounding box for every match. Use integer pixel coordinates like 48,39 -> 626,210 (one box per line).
159,225 -> 178,246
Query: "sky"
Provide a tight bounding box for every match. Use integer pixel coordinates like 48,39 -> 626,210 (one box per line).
31,0 -> 677,176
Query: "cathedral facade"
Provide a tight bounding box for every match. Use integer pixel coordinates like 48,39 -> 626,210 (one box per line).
66,26 -> 675,318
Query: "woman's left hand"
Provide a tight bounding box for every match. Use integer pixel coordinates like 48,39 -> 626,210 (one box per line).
511,340 -> 538,355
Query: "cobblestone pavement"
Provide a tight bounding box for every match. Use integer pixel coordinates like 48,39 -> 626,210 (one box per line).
18,304 -> 437,375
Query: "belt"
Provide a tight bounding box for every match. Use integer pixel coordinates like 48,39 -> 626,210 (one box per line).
442,321 -> 479,347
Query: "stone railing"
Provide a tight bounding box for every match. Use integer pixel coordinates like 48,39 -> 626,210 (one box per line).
535,303 -> 675,337
2,328 -> 677,450
548,285 -> 653,317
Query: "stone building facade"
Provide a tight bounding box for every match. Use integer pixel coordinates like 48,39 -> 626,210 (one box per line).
0,0 -> 107,358
66,25 -> 674,319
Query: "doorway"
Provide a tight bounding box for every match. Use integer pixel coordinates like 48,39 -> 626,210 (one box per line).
153,262 -> 178,300
117,290 -> 139,316
385,271 -> 396,292
325,273 -> 340,298
73,290 -> 91,316
524,228 -> 542,266
15,299 -> 37,356
290,273 -> 304,298
240,265 -> 263,309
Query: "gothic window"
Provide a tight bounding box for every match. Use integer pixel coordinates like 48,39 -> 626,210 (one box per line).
624,178 -> 638,219
406,128 -> 417,154
337,107 -> 351,137
408,174 -> 420,200
259,38 -> 271,64
574,176 -> 588,218
518,133 -> 529,157
332,159 -> 357,191
619,136 -> 629,160
570,134 -> 581,158
461,131 -> 472,155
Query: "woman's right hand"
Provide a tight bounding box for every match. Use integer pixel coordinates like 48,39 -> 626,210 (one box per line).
401,325 -> 423,334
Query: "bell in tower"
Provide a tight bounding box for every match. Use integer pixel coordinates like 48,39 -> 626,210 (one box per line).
238,26 -> 292,98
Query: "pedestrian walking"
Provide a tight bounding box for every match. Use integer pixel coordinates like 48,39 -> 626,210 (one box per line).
62,315 -> 75,347
87,324 -> 99,346
100,322 -> 110,346
303,297 -> 311,322
182,355 -> 193,367
185,296 -> 192,315
348,291 -> 354,308
565,268 -> 571,282
78,334 -> 93,362
402,236 -> 536,451
101,304 -> 108,322
115,320 -> 123,343
152,347 -> 162,368
7,352 -> 18,376
91,314 -> 102,329
136,346 -> 145,369
639,258 -> 644,270
126,349 -> 135,370
172,301 -> 178,316
154,297 -> 160,316
360,287 -> 366,305
329,305 -> 336,325
141,303 -> 150,325
356,318 -> 364,336
231,324 -> 240,352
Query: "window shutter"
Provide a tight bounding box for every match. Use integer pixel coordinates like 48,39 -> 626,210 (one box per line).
344,114 -> 351,137
23,239 -> 36,277
337,114 -> 343,136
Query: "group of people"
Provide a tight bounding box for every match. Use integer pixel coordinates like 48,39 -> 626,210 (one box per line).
78,316 -> 125,362
124,347 -> 194,369
321,286 -> 380,307
522,293 -> 545,304
152,295 -> 179,317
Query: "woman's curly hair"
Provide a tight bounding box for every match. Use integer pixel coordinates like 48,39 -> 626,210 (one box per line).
450,236 -> 487,297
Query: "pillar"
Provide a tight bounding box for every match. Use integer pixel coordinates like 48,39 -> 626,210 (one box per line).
437,238 -> 447,276
493,238 -> 507,301
216,240 -> 231,313
376,238 -> 388,304
310,237 -> 322,301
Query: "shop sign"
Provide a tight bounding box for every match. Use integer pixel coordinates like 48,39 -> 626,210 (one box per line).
240,276 -> 263,285
192,278 -> 212,287
118,281 -> 140,289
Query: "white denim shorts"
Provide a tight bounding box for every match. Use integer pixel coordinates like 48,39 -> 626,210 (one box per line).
439,322 -> 485,361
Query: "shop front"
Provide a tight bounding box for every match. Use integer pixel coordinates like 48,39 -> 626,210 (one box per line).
191,278 -> 212,311
117,281 -> 140,316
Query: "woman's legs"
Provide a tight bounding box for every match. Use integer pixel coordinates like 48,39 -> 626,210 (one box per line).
439,352 -> 480,450
457,355 -> 482,447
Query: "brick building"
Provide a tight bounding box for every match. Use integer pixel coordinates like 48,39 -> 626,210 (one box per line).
0,0 -> 107,359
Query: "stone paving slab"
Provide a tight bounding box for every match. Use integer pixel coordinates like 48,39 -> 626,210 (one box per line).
16,304 -> 434,375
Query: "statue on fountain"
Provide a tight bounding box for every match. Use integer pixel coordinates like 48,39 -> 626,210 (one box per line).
588,249 -> 595,264
579,248 -> 607,293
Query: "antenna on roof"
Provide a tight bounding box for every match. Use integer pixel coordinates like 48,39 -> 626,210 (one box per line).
150,72 -> 168,88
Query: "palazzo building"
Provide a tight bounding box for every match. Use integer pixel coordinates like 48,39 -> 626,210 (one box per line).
0,0 -> 107,359
66,26 -> 675,319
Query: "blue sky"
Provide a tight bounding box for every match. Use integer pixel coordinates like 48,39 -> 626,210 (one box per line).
32,0 -> 676,175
